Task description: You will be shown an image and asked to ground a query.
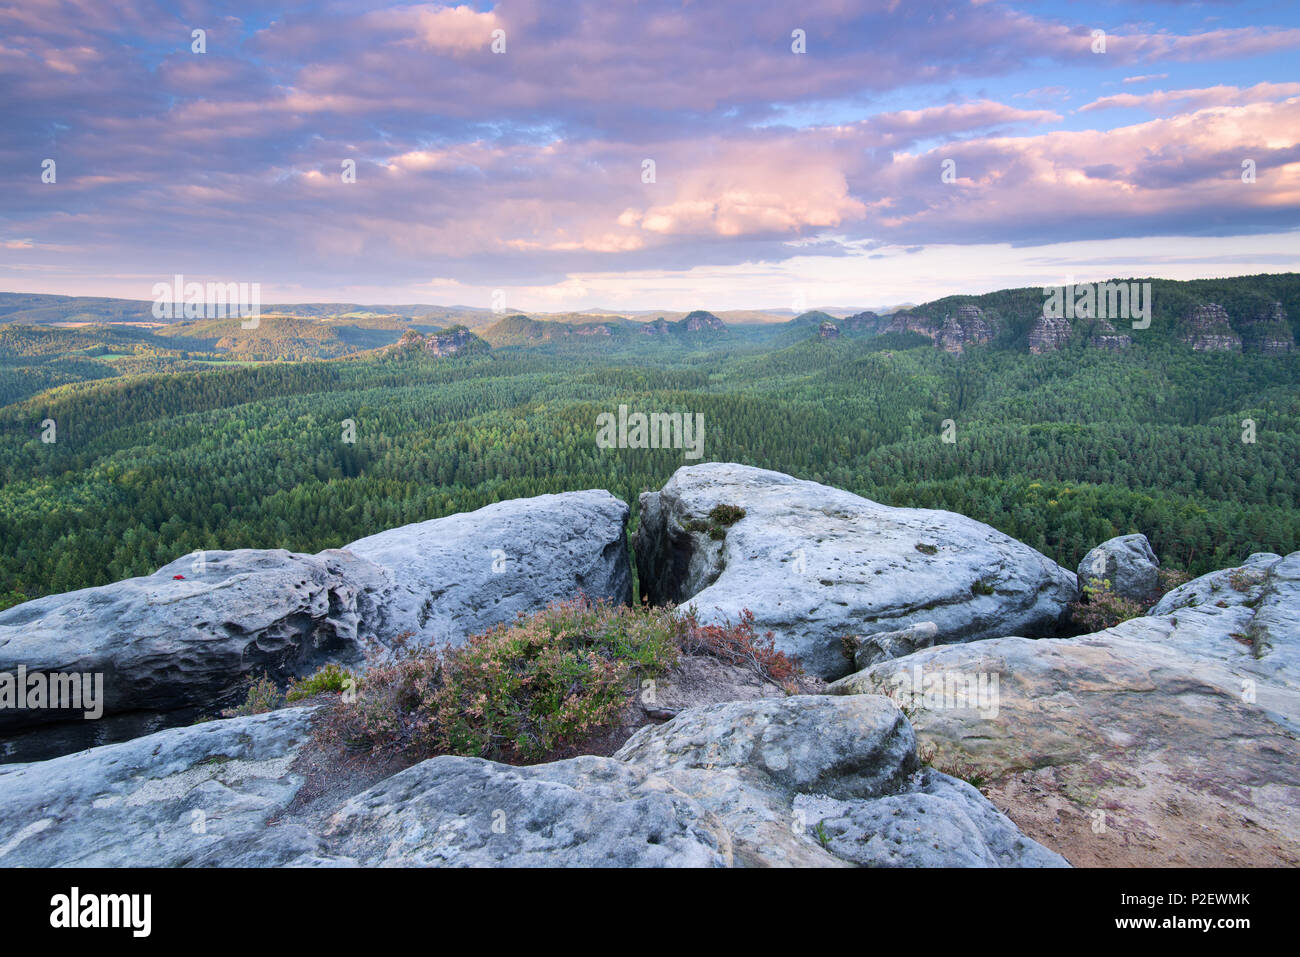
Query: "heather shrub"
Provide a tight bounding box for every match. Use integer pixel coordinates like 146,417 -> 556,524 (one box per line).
317,598 -> 681,764
1070,578 -> 1146,632
286,662 -> 355,702
222,671 -> 283,718
679,607 -> 802,689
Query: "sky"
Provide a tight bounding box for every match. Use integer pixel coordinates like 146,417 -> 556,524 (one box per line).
1,0 -> 1299,312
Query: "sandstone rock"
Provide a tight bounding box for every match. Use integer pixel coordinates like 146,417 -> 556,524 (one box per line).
848,621 -> 938,669
0,549 -> 387,762
346,490 -> 632,648
830,551 -> 1300,866
0,708 -> 317,867
1239,301 -> 1294,355
615,695 -> 1066,867
1077,533 -> 1160,601
801,771 -> 1068,867
936,304 -> 995,353
1177,303 -> 1242,352
0,692 -> 1064,867
1088,318 -> 1132,351
1028,315 -> 1071,354
321,754 -> 730,867
634,463 -> 1077,678
818,320 -> 840,339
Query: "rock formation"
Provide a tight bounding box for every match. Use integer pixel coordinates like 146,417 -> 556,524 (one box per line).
345,490 -> 632,648
634,463 -> 1077,679
1177,303 -> 1242,352
0,492 -> 633,762
1087,318 -> 1133,351
0,694 -> 1065,867
828,550 -> 1300,866
935,304 -> 995,353
1028,314 -> 1071,354
0,549 -> 388,762
1239,301 -> 1294,354
1076,533 -> 1160,600
817,320 -> 840,340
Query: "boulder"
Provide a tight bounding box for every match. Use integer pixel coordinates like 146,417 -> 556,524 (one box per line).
828,551 -> 1300,866
0,708 -> 317,867
847,621 -> 938,669
634,463 -> 1077,678
320,754 -> 730,867
0,549 -> 387,762
0,692 -> 1064,867
1077,533 -> 1160,600
346,490 -> 632,648
614,695 -> 1066,867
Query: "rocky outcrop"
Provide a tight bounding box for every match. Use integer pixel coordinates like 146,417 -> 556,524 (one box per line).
0,707 -> 320,867
1240,301 -> 1294,355
1177,303 -> 1242,352
1087,318 -> 1132,351
1077,533 -> 1160,600
935,304 -> 995,353
1028,315 -> 1071,354
634,463 -> 1077,679
0,491 -> 634,763
638,317 -> 670,336
680,310 -> 726,334
0,550 -> 387,762
884,310 -> 936,339
345,490 -> 632,648
392,326 -> 481,356
845,621 -> 938,669
817,320 -> 840,340
828,551 -> 1300,867
0,694 -> 1064,867
614,695 -> 1065,867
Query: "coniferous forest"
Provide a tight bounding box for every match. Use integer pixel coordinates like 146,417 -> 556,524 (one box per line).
2,275 -> 1298,607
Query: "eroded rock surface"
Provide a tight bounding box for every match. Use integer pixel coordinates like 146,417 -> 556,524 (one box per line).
635,463 -> 1077,678
829,552 -> 1300,866
346,490 -> 632,648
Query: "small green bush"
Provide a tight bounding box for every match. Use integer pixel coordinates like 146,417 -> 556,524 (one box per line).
317,598 -> 681,764
287,662 -> 355,702
221,671 -> 283,718
1071,578 -> 1146,632
708,504 -> 746,527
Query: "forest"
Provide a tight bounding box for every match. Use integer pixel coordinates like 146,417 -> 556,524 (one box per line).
1,274 -> 1298,607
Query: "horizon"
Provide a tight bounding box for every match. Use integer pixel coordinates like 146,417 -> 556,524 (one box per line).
3,1 -> 1299,310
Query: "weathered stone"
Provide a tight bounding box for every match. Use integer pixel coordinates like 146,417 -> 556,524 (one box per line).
346,490 -> 633,648
321,754 -> 730,867
1028,314 -> 1071,354
0,549 -> 387,762
0,708 -> 316,867
1077,533 -> 1160,601
1177,303 -> 1242,352
830,551 -> 1300,866
847,621 -> 938,669
635,463 -> 1077,678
